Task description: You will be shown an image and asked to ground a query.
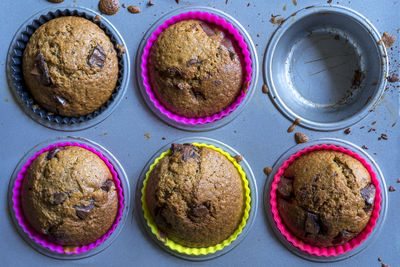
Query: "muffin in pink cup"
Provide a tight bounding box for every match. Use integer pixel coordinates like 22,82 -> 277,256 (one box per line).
11,142 -> 124,255
140,11 -> 253,125
269,144 -> 382,257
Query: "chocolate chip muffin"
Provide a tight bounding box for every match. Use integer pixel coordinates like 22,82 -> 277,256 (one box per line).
21,146 -> 119,246
149,20 -> 244,118
145,143 -> 244,248
277,150 -> 375,247
22,16 -> 119,117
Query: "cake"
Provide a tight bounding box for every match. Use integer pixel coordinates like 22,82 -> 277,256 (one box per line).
22,16 -> 118,117
145,143 -> 244,248
277,150 -> 375,247
21,146 -> 119,246
149,19 -> 243,118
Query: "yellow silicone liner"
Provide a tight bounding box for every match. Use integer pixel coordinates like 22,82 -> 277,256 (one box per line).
141,142 -> 251,255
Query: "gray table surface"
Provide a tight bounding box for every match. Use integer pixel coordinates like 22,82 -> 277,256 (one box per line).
1,0 -> 399,266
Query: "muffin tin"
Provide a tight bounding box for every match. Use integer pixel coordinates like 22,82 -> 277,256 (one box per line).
2,0 -> 399,266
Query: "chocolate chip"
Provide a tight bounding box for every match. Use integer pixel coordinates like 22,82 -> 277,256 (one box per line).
332,230 -> 354,244
233,155 -> 243,163
31,53 -> 52,86
186,58 -> 202,66
170,143 -> 199,162
304,212 -> 320,235
344,128 -> 351,134
74,200 -> 95,220
199,22 -> 217,37
389,186 -> 396,192
46,147 -> 65,160
360,184 -> 376,209
100,179 -> 113,192
221,37 -> 235,53
127,5 -> 141,14
98,0 -> 120,15
147,0 -> 155,6
313,174 -> 321,182
88,45 -> 106,68
381,133 -> 388,140
277,177 -> 293,198
166,66 -> 182,77
214,80 -> 222,86
295,132 -> 309,144
54,96 -> 67,106
263,166 -> 272,175
190,204 -> 209,218
50,192 -> 68,205
262,84 -> 269,94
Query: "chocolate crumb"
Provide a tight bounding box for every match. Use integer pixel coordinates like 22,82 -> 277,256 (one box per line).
94,15 -> 101,22
176,0 -> 180,3
98,0 -> 120,15
381,32 -> 396,48
396,179 -> 400,183
295,132 -> 309,144
351,69 -> 365,88
270,14 -> 284,25
262,84 -> 269,94
233,155 -> 243,163
127,5 -> 141,13
362,145 -> 368,150
147,0 -> 154,6
378,257 -> 382,262
381,133 -> 388,140
162,137 -> 166,140
122,3 -> 126,8
387,73 -> 399,83
144,133 -> 150,139
294,118 -> 301,125
264,166 -> 272,176
344,128 -> 351,134
327,0 -> 332,3
389,186 -> 396,192
116,44 -> 126,56
47,0 -> 64,2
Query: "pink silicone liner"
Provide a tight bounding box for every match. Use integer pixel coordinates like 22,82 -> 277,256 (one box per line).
12,142 -> 124,255
269,144 -> 382,257
141,11 -> 253,125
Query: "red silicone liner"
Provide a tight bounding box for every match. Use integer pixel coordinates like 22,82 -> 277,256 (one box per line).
269,144 -> 382,257
12,142 -> 124,255
140,11 -> 253,125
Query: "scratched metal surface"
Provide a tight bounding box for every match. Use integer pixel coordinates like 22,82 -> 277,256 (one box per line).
0,0 -> 399,266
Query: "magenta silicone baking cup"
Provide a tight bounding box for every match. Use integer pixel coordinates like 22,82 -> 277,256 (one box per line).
269,144 -> 382,257
140,11 -> 253,125
11,142 -> 124,254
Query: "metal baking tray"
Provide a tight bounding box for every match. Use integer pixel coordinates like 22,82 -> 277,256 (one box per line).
1,0 -> 399,266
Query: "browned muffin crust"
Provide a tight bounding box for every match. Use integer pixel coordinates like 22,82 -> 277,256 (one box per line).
23,16 -> 118,117
21,146 -> 118,246
145,143 -> 244,248
149,20 -> 243,118
277,150 -> 375,247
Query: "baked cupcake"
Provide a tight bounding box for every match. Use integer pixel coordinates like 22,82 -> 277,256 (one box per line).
145,143 -> 245,248
21,146 -> 119,246
277,150 -> 376,247
149,19 -> 243,118
22,16 -> 118,117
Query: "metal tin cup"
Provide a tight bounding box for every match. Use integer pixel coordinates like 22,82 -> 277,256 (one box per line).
8,137 -> 130,260
136,137 -> 258,261
264,5 -> 388,131
136,6 -> 258,132
264,138 -> 387,262
6,6 -> 130,131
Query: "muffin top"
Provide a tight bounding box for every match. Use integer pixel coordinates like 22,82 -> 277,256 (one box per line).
21,146 -> 119,246
22,16 -> 119,117
277,150 -> 375,247
149,19 -> 243,118
145,143 -> 244,248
